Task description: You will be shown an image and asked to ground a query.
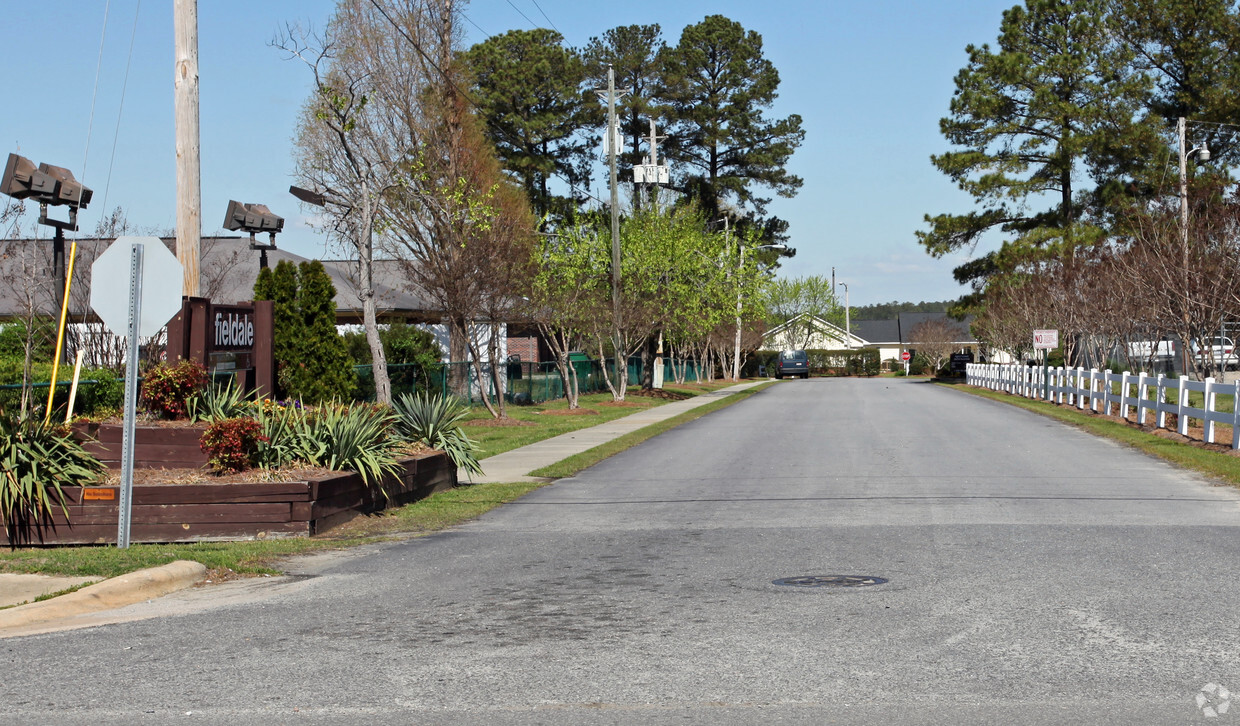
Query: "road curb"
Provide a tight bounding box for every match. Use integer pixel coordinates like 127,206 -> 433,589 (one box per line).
0,560 -> 207,632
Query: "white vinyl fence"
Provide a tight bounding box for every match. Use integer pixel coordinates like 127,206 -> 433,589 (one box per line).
966,363 -> 1240,449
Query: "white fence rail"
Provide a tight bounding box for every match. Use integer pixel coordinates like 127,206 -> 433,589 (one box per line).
966,362 -> 1240,449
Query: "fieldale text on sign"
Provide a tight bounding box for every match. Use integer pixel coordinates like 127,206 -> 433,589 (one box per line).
214,311 -> 254,349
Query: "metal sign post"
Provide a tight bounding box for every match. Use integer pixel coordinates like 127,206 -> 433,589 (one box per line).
117,244 -> 144,549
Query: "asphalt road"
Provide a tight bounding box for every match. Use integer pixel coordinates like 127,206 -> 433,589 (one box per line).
6,378 -> 1240,725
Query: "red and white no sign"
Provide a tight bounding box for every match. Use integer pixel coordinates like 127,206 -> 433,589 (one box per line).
901,351 -> 911,361
1033,329 -> 1059,349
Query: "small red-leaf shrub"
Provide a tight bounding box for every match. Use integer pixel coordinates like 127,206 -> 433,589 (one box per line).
200,417 -> 268,474
141,360 -> 208,419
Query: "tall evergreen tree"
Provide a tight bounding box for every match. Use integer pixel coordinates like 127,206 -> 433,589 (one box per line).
259,260 -> 301,398
1111,0 -> 1240,165
286,261 -> 353,403
583,24 -> 668,195
659,15 -> 804,227
918,0 -> 1155,291
465,28 -> 598,220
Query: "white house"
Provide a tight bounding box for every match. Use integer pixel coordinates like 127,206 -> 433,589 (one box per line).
762,314 -> 867,351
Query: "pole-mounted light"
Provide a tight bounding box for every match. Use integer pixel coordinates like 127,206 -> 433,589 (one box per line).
224,200 -> 284,269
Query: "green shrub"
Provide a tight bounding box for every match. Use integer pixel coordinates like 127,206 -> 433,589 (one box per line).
200,417 -> 268,474
140,360 -> 207,419
392,392 -> 482,476
0,410 -> 104,547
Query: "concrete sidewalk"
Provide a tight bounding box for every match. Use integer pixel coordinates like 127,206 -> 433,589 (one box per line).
463,379 -> 771,484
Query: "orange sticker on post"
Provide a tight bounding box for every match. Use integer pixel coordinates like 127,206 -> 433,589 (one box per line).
82,488 -> 116,501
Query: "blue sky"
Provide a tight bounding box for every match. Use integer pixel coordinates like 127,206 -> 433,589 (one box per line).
0,0 -> 1019,306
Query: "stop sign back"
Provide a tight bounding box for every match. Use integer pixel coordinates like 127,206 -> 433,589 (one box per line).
90,236 -> 184,337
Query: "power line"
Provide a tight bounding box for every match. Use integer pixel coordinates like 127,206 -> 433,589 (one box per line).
461,11 -> 491,39
99,0 -> 142,221
504,0 -> 539,29
528,0 -> 561,34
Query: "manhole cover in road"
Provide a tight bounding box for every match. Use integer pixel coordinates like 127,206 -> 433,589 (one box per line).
772,575 -> 888,588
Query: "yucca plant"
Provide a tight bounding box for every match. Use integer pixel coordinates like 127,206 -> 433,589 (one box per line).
290,402 -> 402,488
391,392 -> 483,477
252,401 -> 305,470
187,381 -> 254,423
0,410 -> 104,548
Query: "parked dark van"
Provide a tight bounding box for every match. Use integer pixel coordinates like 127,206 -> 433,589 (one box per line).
776,349 -> 809,379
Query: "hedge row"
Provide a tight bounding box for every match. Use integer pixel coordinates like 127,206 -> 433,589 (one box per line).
746,349 -> 882,377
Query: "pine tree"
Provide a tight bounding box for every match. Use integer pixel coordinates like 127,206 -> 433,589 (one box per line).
259,260 -> 301,400
918,0 -> 1156,289
659,15 -> 804,224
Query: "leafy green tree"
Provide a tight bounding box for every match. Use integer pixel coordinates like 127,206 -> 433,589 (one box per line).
466,28 -> 598,220
918,0 -> 1156,289
764,276 -> 843,349
659,15 -> 805,226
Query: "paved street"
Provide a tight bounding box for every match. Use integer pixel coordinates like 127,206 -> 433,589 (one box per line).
6,378 -> 1240,725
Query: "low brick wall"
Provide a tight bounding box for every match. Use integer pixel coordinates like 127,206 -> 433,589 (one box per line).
1,452 -> 458,546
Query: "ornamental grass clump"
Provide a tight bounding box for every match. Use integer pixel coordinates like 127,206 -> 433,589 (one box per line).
391,392 -> 483,476
0,409 -> 104,548
200,417 -> 269,474
290,402 -> 402,488
140,359 -> 207,419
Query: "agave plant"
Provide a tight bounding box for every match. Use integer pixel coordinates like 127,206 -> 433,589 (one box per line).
391,392 -> 483,477
289,402 -> 403,488
0,410 -> 104,548
187,381 -> 254,423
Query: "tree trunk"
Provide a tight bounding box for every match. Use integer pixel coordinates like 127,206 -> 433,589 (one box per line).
539,323 -> 579,409
447,315 -> 470,397
357,201 -> 391,405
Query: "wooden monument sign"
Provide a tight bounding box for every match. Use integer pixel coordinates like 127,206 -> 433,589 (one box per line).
166,297 -> 275,397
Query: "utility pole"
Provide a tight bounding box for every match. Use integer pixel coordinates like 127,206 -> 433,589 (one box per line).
604,66 -> 623,384
174,0 -> 201,297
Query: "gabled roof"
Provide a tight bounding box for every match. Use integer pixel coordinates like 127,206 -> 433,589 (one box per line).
763,312 -> 869,347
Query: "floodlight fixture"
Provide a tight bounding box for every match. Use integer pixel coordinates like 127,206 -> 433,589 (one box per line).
38,163 -> 92,208
1,153 -> 96,304
1,153 -> 91,210
224,200 -> 284,269
224,200 -> 284,234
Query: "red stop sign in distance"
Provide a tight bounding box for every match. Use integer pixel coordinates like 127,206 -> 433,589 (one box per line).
901,351 -> 911,361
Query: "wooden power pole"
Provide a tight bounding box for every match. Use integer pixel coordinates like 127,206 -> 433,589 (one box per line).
174,0 -> 201,297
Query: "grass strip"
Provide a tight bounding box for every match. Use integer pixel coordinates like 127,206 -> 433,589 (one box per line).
529,382 -> 775,479
464,381 -> 738,458
943,382 -> 1240,487
0,481 -> 547,579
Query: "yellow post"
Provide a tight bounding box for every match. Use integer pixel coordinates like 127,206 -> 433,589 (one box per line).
44,240 -> 78,425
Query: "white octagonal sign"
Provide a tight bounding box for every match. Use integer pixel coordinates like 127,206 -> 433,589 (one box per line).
90,236 -> 184,337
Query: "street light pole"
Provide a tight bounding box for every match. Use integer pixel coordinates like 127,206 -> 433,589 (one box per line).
840,282 -> 850,349
727,219 -> 786,381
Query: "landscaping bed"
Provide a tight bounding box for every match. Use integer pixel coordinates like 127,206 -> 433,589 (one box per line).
0,451 -> 457,546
